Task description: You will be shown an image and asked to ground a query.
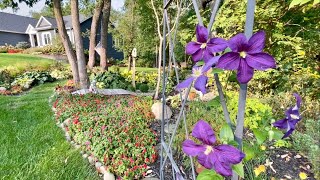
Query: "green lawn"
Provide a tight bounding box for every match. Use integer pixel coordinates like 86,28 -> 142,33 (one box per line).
119,66 -> 157,73
0,82 -> 99,179
0,53 -> 55,69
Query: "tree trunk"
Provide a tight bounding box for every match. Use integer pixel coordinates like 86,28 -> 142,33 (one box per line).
154,37 -> 163,99
100,0 -> 112,70
53,0 -> 79,84
71,0 -> 89,89
128,54 -> 132,71
88,0 -> 104,69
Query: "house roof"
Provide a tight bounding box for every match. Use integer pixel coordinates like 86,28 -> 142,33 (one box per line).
0,12 -> 38,34
35,15 -> 90,30
63,14 -> 90,28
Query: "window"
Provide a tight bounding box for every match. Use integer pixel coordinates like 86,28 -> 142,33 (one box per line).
42,32 -> 52,45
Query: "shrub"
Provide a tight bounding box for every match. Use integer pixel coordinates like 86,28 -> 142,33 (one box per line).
0,69 -> 13,86
11,71 -> 55,89
139,84 -> 149,92
54,94 -> 156,179
22,47 -> 43,55
16,42 -> 30,49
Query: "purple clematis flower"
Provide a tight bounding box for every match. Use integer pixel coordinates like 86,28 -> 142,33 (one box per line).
273,93 -> 302,139
186,25 -> 227,63
216,31 -> 276,84
182,120 -> 245,177
176,56 -> 219,94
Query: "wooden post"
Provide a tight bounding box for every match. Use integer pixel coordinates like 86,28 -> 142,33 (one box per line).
131,48 -> 137,88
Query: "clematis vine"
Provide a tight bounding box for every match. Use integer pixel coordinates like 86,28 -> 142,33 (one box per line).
176,56 -> 219,94
186,25 -> 227,63
273,93 -> 302,139
216,31 -> 276,83
182,120 -> 245,177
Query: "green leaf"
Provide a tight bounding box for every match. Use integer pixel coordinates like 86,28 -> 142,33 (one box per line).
243,143 -> 255,161
272,128 -> 284,140
252,129 -> 268,145
207,96 -> 220,107
314,0 -> 320,5
289,0 -> 302,8
219,123 -> 234,143
232,162 -> 244,178
196,61 -> 205,66
211,68 -> 224,74
197,169 -> 223,180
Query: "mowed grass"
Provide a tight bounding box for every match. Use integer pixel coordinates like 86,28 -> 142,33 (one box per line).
118,66 -> 157,73
0,82 -> 99,180
0,53 -> 55,68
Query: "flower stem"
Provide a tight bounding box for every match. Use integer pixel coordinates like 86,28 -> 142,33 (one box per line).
234,83 -> 248,148
214,73 -> 232,128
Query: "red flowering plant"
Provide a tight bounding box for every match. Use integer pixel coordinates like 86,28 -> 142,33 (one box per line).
54,94 -> 157,179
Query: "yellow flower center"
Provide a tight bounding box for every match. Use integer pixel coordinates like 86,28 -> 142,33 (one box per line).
200,43 -> 207,49
240,51 -> 247,58
290,114 -> 300,120
204,145 -> 213,155
193,68 -> 202,77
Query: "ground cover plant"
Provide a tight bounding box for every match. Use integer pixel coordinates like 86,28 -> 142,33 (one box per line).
0,82 -> 99,179
53,93 -> 157,179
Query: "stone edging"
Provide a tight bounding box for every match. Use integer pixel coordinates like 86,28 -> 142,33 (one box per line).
52,107 -> 115,180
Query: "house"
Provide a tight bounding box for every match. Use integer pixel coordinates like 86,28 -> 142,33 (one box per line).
0,12 -> 123,60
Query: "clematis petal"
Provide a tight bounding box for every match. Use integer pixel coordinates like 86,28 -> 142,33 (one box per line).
192,49 -> 204,62
246,53 -> 276,70
186,42 -> 201,55
197,152 -> 214,169
182,139 -> 206,156
176,77 -> 195,90
214,145 -> 245,164
194,75 -> 208,94
292,93 -> 302,110
202,56 -> 221,73
282,120 -> 299,139
237,59 -> 254,84
247,31 -> 266,53
209,152 -> 233,176
228,33 -> 247,52
216,52 -> 240,70
203,49 -> 215,63
273,118 -> 289,130
192,120 -> 216,145
207,37 -> 228,53
196,24 -> 209,43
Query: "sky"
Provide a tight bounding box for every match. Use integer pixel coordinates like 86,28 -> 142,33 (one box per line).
0,0 -> 125,17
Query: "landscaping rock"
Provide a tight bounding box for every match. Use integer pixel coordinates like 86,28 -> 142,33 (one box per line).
151,102 -> 172,120
200,91 -> 216,101
100,166 -> 107,174
103,172 -> 115,180
88,156 -> 95,164
82,154 -> 88,159
65,133 -> 71,141
95,162 -> 102,169
63,118 -> 71,126
164,123 -> 176,134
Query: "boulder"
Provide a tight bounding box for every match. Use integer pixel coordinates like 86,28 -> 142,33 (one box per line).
103,172 -> 115,180
151,102 -> 172,120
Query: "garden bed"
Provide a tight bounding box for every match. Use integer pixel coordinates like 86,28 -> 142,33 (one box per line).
52,93 -> 158,179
